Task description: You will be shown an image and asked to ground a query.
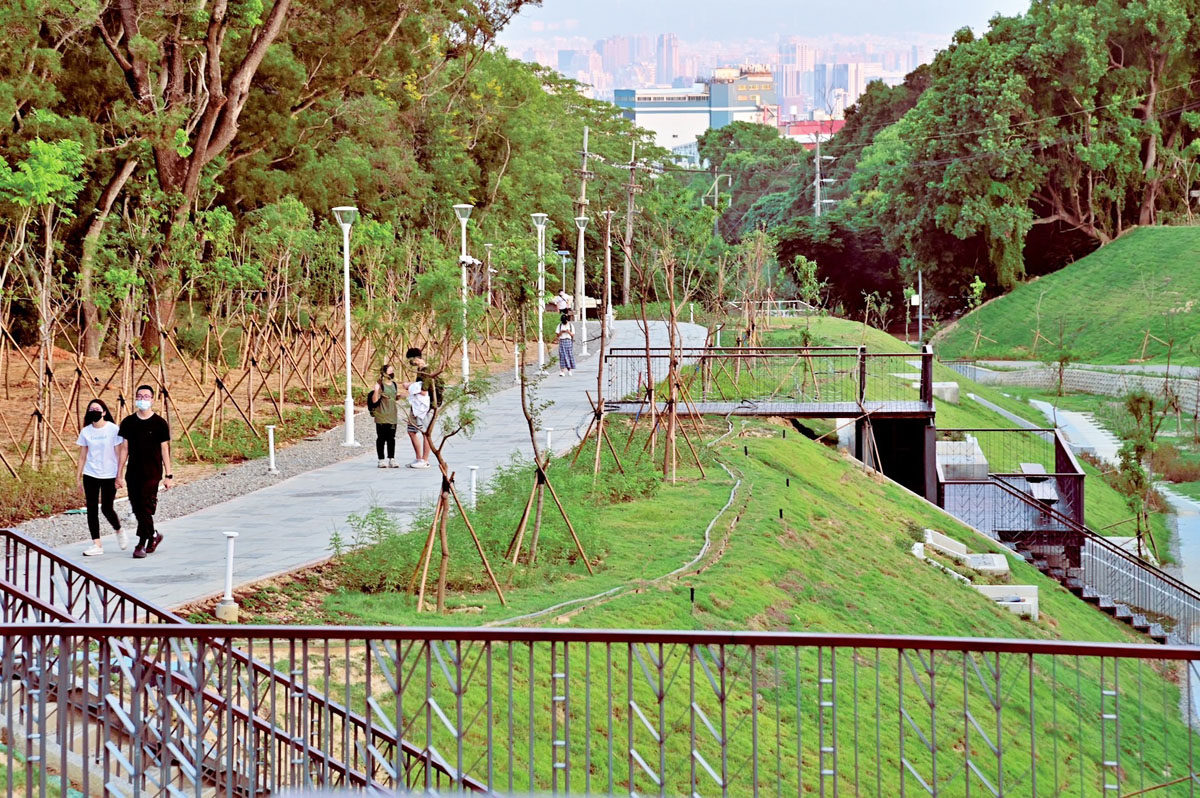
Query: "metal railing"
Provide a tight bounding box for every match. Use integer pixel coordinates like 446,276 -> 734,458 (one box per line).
937,428 -> 1085,526
0,527 -> 475,794
1,625 -> 1198,797
604,345 -> 935,414
938,473 -> 1200,646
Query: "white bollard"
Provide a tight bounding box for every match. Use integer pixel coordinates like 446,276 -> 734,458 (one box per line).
266,425 -> 279,474
215,531 -> 240,622
689,304 -> 694,325
545,427 -> 554,453
514,343 -> 520,382
469,465 -> 479,509
716,329 -> 721,348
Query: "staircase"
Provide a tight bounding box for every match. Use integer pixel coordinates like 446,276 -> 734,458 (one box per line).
954,476 -> 1193,646
0,527 -> 481,796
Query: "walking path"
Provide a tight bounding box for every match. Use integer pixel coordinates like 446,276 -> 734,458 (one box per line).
979,360 -> 1200,378
54,320 -> 709,609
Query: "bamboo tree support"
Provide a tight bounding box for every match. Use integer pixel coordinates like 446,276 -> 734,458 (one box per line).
1137,329 -> 1170,362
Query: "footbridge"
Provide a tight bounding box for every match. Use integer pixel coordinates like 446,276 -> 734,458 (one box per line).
604,344 -> 938,499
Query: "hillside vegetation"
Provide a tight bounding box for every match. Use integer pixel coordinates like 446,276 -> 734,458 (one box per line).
936,227 -> 1200,365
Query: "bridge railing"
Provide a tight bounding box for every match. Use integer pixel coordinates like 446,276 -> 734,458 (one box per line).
0,527 -> 477,794
1,624 -> 1198,797
605,346 -> 935,411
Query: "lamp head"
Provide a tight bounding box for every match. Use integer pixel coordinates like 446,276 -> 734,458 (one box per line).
601,210 -> 616,222
556,250 -> 570,257
453,203 -> 474,222
574,216 -> 589,232
530,212 -> 549,230
331,206 -> 359,229
484,243 -> 493,251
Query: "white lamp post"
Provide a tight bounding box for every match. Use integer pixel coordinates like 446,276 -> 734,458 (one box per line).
531,213 -> 549,368
574,215 -> 589,356
557,250 -> 570,291
601,210 -> 615,335
453,203 -> 474,385
332,206 -> 360,447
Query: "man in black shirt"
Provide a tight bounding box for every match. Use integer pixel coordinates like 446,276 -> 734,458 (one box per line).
117,384 -> 174,558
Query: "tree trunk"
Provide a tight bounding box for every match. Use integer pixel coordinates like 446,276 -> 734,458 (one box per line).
80,159 -> 138,357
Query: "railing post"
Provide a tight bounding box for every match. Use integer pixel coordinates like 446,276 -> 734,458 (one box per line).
858,346 -> 867,405
921,345 -> 934,406
215,530 -> 240,622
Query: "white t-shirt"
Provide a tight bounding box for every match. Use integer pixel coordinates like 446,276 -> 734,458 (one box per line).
408,381 -> 431,419
556,323 -> 574,340
76,422 -> 124,479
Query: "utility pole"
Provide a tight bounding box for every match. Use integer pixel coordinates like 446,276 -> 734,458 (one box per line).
622,139 -> 642,306
574,126 -> 595,356
813,124 -> 836,217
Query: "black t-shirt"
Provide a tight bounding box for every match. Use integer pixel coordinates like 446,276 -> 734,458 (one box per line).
118,413 -> 171,482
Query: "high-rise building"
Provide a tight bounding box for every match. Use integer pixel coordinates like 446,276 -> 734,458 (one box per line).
633,35 -> 654,62
596,35 -> 633,74
778,38 -> 815,71
656,33 -> 679,86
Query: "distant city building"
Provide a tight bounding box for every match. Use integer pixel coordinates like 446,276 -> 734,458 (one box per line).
656,33 -> 680,86
614,66 -> 779,151
779,118 -> 846,150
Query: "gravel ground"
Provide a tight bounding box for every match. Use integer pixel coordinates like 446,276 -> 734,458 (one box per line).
17,322 -> 605,550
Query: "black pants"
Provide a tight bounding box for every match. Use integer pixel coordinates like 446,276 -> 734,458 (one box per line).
375,423 -> 397,460
82,475 -> 121,540
125,477 -> 160,547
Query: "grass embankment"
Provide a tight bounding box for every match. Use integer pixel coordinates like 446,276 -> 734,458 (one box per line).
936,226 -> 1200,364
217,415 -> 1193,795
759,316 -> 1174,552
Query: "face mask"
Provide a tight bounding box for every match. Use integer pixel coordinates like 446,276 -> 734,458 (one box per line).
386,373 -> 395,381
135,399 -> 153,412
84,410 -> 103,425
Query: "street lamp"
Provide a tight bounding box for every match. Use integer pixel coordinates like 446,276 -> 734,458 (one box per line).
453,203 -> 473,385
556,250 -> 570,291
601,210 -> 615,335
531,213 -> 549,368
574,215 -> 589,356
332,206 -> 361,447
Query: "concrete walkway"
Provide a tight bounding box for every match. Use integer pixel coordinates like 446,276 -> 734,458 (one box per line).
979,360 -> 1199,378
1027,399 -> 1123,465
56,320 -> 709,609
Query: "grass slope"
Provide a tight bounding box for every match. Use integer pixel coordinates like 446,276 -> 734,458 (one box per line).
936,226 -> 1200,364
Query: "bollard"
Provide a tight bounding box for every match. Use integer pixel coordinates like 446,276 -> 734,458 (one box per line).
215,531 -> 240,622
716,329 -> 722,348
514,343 -> 520,382
689,304 -> 694,325
469,465 -> 479,510
545,427 -> 554,453
266,425 -> 279,474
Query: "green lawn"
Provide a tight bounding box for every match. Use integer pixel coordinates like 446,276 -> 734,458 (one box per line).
936,226 -> 1200,365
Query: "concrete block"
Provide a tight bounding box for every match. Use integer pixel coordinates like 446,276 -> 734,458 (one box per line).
965,553 -> 1011,575
936,437 -> 989,480
974,584 -> 1038,621
914,381 -> 961,403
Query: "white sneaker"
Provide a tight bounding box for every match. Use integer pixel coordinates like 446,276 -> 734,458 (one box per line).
116,529 -> 129,550
83,544 -> 104,557
413,460 -> 431,469
559,370 -> 566,377
377,460 -> 387,469
387,459 -> 400,469
406,460 -> 422,468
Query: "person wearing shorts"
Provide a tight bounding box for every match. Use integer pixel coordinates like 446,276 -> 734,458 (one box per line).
75,398 -> 128,556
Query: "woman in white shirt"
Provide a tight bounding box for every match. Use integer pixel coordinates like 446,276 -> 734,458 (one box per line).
75,399 -> 128,556
553,311 -> 576,376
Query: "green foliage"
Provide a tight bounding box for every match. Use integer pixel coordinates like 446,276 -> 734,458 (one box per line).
0,463 -> 79,527
189,405 -> 337,464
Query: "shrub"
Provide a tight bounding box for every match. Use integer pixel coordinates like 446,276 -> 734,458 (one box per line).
0,463 -> 81,527
1152,443 -> 1200,483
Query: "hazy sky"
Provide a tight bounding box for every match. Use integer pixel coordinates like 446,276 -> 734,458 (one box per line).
499,0 -> 1031,44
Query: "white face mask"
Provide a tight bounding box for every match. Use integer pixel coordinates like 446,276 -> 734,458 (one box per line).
135,399 -> 153,412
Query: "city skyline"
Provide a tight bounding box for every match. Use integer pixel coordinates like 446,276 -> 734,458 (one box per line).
498,0 -> 1032,46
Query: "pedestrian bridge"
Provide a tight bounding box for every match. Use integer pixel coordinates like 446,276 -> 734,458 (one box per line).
602,345 -> 936,419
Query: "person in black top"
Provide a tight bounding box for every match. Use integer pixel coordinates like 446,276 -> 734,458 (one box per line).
117,384 -> 174,558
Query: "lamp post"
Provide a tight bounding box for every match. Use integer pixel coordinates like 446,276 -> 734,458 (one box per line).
574,215 -> 589,356
556,250 -> 570,291
531,213 -> 549,368
453,203 -> 473,385
332,206 -> 360,447
601,210 -> 615,335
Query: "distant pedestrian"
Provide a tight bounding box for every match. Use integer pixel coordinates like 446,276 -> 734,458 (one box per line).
554,311 -> 576,376
553,289 -> 572,313
75,398 -> 128,556
117,385 -> 173,559
404,348 -> 437,468
369,364 -> 400,468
